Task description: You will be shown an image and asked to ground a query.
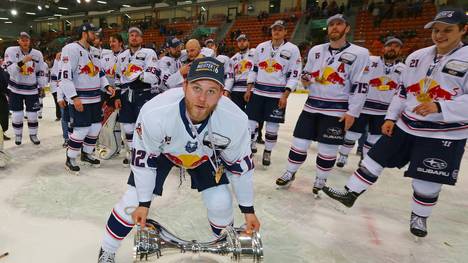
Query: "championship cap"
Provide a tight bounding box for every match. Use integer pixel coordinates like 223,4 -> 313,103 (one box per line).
187,57 -> 225,88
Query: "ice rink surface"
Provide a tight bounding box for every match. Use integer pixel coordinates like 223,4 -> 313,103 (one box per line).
1,94 -> 467,263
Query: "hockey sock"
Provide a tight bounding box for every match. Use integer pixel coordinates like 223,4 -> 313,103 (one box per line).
122,123 -> 135,150
411,179 -> 441,217
363,134 -> 381,157
346,156 -> 383,193
83,123 -> 102,154
202,185 -> 234,237
26,111 -> 39,136
67,127 -> 90,158
316,143 -> 339,180
11,111 -> 24,137
338,131 -> 361,156
264,122 -> 279,152
286,137 -> 312,173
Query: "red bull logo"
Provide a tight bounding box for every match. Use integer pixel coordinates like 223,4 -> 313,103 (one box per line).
20,64 -> 34,76
79,62 -> 99,77
235,60 -> 253,74
406,78 -> 459,102
258,59 -> 283,73
123,63 -> 143,77
105,64 -> 117,78
369,76 -> 398,91
165,153 -> 209,169
314,66 -> 345,86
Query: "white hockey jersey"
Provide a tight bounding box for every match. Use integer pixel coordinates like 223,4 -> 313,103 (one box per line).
159,55 -> 183,90
301,42 -> 370,117
216,54 -> 234,91
131,88 -> 254,206
101,49 -> 122,87
59,42 -> 109,104
50,58 -> 61,93
386,44 -> 468,140
115,47 -> 159,91
3,46 -> 47,95
247,40 -> 302,98
228,49 -> 255,93
362,56 -> 406,115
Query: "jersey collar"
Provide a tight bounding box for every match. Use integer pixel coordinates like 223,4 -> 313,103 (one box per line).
179,98 -> 210,139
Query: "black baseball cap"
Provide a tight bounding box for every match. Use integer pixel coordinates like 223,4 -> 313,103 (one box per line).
424,8 -> 467,29
77,23 -> 98,34
187,57 -> 224,88
166,37 -> 182,48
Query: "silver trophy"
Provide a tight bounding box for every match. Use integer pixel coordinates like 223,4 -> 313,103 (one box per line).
133,219 -> 263,262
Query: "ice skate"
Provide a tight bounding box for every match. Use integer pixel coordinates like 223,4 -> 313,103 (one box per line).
276,171 -> 296,189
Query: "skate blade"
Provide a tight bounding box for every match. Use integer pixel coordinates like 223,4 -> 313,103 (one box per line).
65,166 -> 80,176
313,193 -> 321,199
80,161 -> 101,168
276,183 -> 292,190
122,163 -> 129,168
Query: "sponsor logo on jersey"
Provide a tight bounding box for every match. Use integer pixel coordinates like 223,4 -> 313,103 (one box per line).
258,59 -> 283,73
369,76 -> 398,91
406,79 -> 460,102
79,61 -> 99,77
123,63 -> 143,77
234,60 -> 253,75
20,64 -> 34,75
311,67 -> 345,86
165,153 -> 209,169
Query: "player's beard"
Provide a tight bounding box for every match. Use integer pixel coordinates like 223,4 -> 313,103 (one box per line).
239,47 -> 248,52
383,51 -> 398,60
130,42 -> 141,48
185,98 -> 217,124
328,30 -> 346,42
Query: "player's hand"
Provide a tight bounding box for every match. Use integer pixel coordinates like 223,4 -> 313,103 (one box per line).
223,90 -> 231,97
22,55 -> 33,64
339,113 -> 355,131
114,99 -> 121,109
244,213 -> 261,235
132,206 -> 149,229
58,100 -> 66,109
106,86 -> 116,98
278,94 -> 288,109
244,90 -> 252,102
301,74 -> 312,87
412,102 -> 438,117
179,64 -> 190,76
73,97 -> 83,112
381,120 -> 395,137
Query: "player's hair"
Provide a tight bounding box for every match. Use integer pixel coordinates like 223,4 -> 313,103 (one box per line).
110,33 -> 123,43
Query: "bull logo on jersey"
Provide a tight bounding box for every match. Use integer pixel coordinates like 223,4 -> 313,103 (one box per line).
105,64 -> 117,78
311,66 -> 345,86
369,76 -> 398,91
20,63 -> 34,76
406,78 -> 460,102
123,63 -> 143,77
185,141 -> 198,153
165,153 -> 209,169
234,60 -> 253,75
258,59 -> 283,73
79,61 -> 99,77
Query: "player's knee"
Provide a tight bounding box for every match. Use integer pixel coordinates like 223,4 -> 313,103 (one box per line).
412,179 -> 442,197
203,185 -> 232,213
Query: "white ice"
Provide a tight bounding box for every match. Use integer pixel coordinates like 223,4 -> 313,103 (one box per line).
0,94 -> 467,263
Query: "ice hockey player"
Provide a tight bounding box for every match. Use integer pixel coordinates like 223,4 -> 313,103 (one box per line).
158,36 -> 184,91
224,34 -> 255,111
336,37 -> 406,168
275,14 -> 370,194
323,9 -> 467,238
59,23 -> 115,174
97,57 -> 261,262
3,32 -> 47,145
114,27 -> 160,166
204,38 -> 234,90
245,20 -> 302,166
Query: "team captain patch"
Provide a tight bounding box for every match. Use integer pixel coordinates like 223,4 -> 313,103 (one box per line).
338,52 -> 356,65
442,59 -> 468,77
